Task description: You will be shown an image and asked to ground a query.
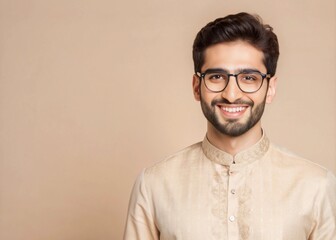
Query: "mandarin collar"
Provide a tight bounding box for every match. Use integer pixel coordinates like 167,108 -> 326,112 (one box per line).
202,132 -> 270,166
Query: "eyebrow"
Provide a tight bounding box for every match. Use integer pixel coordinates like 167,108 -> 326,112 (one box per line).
203,67 -> 262,74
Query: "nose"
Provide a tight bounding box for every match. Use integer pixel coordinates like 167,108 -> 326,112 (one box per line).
221,76 -> 243,102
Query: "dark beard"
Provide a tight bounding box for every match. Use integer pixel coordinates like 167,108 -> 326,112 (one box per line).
200,96 -> 266,137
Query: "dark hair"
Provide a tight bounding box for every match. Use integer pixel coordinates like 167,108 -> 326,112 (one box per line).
192,12 -> 279,76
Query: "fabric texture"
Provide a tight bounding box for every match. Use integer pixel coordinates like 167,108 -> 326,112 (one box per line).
123,134 -> 336,240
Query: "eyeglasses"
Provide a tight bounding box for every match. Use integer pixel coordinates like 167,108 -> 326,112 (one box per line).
196,68 -> 271,93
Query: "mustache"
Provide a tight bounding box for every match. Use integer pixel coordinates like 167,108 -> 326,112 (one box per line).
211,98 -> 253,107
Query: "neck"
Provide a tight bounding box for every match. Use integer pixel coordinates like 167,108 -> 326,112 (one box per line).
206,122 -> 263,156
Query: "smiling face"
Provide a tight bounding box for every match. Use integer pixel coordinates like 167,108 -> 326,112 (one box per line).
193,41 -> 277,137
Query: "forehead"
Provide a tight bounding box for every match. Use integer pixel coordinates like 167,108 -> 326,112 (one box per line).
202,41 -> 266,72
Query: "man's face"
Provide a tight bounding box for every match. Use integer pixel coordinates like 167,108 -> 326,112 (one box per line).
192,41 -> 277,137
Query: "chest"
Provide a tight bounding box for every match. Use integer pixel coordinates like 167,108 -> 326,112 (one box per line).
152,165 -> 315,240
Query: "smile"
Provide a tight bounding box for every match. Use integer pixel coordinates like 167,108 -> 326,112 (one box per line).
221,106 -> 247,113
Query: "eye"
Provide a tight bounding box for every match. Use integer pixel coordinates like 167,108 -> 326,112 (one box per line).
243,75 -> 257,81
209,74 -> 222,79
207,73 -> 226,81
239,73 -> 260,82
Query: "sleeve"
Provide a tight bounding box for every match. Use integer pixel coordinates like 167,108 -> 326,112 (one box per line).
123,170 -> 159,240
309,171 -> 336,240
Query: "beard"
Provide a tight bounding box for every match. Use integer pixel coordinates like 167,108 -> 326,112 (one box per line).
200,95 -> 266,137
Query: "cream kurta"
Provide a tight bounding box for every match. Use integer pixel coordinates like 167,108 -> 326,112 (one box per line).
124,135 -> 336,240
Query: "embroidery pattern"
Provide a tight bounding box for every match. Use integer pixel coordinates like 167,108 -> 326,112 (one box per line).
202,134 -> 270,166
238,185 -> 252,240
202,134 -> 270,239
211,166 -> 228,238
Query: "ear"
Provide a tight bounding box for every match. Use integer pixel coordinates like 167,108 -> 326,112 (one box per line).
266,76 -> 277,104
192,74 -> 201,101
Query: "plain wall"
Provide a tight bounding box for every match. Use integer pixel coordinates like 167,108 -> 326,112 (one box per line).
0,0 -> 335,239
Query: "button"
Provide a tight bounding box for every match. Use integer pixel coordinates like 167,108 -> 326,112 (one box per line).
230,189 -> 236,194
229,215 -> 235,222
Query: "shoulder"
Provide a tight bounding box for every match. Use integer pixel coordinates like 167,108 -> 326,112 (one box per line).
135,141 -> 205,196
268,143 -> 332,180
143,141 -> 204,176
264,144 -> 336,209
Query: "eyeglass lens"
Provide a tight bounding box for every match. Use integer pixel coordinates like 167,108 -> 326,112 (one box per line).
203,72 -> 264,93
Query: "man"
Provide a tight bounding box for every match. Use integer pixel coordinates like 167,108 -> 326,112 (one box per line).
123,12 -> 336,239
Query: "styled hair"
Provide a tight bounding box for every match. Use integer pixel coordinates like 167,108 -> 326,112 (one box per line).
192,12 -> 279,76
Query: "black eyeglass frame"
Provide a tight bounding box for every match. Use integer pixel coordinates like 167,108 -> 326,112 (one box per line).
196,69 -> 272,93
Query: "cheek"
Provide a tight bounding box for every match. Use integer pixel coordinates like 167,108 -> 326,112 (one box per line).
251,87 -> 268,105
200,90 -> 218,106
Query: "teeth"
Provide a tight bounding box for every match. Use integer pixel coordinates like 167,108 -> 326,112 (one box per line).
222,107 -> 245,113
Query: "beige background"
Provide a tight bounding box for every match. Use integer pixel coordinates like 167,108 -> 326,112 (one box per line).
0,0 -> 335,239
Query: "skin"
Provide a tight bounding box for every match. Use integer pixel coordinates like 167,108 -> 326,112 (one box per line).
192,40 -> 277,155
